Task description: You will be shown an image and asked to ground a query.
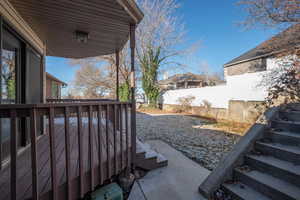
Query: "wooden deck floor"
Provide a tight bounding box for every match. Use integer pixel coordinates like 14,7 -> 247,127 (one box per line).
0,117 -> 131,200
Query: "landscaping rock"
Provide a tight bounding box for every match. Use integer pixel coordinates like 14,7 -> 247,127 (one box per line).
136,113 -> 241,170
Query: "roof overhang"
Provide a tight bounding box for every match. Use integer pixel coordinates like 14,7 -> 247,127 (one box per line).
46,72 -> 68,86
8,0 -> 143,58
117,0 -> 144,24
223,45 -> 300,68
223,53 -> 273,68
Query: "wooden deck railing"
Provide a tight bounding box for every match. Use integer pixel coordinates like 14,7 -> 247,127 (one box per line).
0,101 -> 134,200
46,99 -> 116,103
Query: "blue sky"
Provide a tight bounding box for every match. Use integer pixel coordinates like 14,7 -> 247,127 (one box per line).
46,0 -> 280,86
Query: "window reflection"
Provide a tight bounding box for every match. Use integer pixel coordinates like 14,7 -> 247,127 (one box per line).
1,49 -> 16,104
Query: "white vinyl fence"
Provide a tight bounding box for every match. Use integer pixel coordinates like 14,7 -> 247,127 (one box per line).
162,72 -> 268,109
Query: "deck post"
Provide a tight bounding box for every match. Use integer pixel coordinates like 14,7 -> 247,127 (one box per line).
116,50 -> 120,101
130,24 -> 136,170
41,55 -> 46,103
0,15 -> 3,169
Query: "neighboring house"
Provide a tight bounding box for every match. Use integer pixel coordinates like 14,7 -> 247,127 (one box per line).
159,72 -> 224,90
46,72 -> 67,99
162,24 -> 300,123
0,1 -> 150,200
224,23 -> 299,77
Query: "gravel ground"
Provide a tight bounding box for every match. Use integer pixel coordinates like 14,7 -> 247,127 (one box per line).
136,112 -> 241,170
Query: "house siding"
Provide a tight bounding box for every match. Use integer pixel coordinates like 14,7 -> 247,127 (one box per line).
224,58 -> 267,76
46,79 -> 63,99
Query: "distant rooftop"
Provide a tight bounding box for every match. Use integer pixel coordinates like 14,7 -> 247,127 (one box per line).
46,72 -> 68,86
224,23 -> 300,67
159,72 -> 224,85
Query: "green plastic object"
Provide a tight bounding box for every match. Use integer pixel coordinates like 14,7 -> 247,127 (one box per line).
90,183 -> 123,200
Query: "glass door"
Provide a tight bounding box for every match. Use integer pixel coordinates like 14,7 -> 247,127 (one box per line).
0,28 -> 22,162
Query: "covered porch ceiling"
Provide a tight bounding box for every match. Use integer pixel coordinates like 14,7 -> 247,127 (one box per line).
8,0 -> 143,58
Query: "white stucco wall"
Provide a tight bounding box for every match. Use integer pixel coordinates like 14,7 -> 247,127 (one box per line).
162,58 -> 280,109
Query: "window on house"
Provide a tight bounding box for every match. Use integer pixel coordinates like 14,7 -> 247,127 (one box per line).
1,27 -> 23,163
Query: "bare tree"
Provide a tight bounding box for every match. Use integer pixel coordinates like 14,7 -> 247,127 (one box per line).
239,0 -> 300,28
70,64 -> 112,98
239,0 -> 300,54
239,0 -> 300,106
136,0 -> 198,107
69,45 -> 133,100
2,50 -> 16,100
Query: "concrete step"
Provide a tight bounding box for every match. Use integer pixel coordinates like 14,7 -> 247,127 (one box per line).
235,169 -> 300,200
279,111 -> 300,122
255,142 -> 300,164
271,120 -> 300,133
136,151 -> 146,160
156,153 -> 168,167
283,104 -> 300,112
245,154 -> 300,187
222,182 -> 271,200
136,153 -> 168,170
266,130 -> 300,146
136,139 -> 168,170
136,143 -> 146,160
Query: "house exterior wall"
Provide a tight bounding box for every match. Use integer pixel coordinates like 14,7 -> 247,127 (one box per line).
46,78 -> 52,99
46,79 -> 63,99
224,58 -> 266,76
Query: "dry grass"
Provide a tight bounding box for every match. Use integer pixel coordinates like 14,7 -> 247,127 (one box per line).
138,106 -> 252,136
137,107 -> 191,115
198,120 -> 252,136
137,107 -> 167,114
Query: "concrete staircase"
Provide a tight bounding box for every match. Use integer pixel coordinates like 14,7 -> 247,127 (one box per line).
221,109 -> 300,200
136,139 -> 168,171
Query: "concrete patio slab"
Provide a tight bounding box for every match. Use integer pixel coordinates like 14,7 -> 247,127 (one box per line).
128,182 -> 146,200
129,140 -> 210,200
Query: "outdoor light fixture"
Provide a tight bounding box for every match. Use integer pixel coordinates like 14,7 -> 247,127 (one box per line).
74,30 -> 89,43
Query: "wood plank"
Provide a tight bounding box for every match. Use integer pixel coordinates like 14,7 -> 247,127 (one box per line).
88,106 -> 94,191
114,104 -> 117,174
106,105 -> 111,179
120,104 -> 123,170
30,124 -> 64,198
130,24 -> 136,168
125,104 -> 129,168
14,128 -> 53,199
10,110 -> 17,200
49,108 -> 58,200
77,106 -> 84,198
64,107 -> 71,200
0,15 -> 3,170
34,124 -> 72,199
98,105 -> 103,184
30,108 -> 39,200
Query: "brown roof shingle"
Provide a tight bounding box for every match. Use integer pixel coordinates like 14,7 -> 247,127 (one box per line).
224,23 -> 300,67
